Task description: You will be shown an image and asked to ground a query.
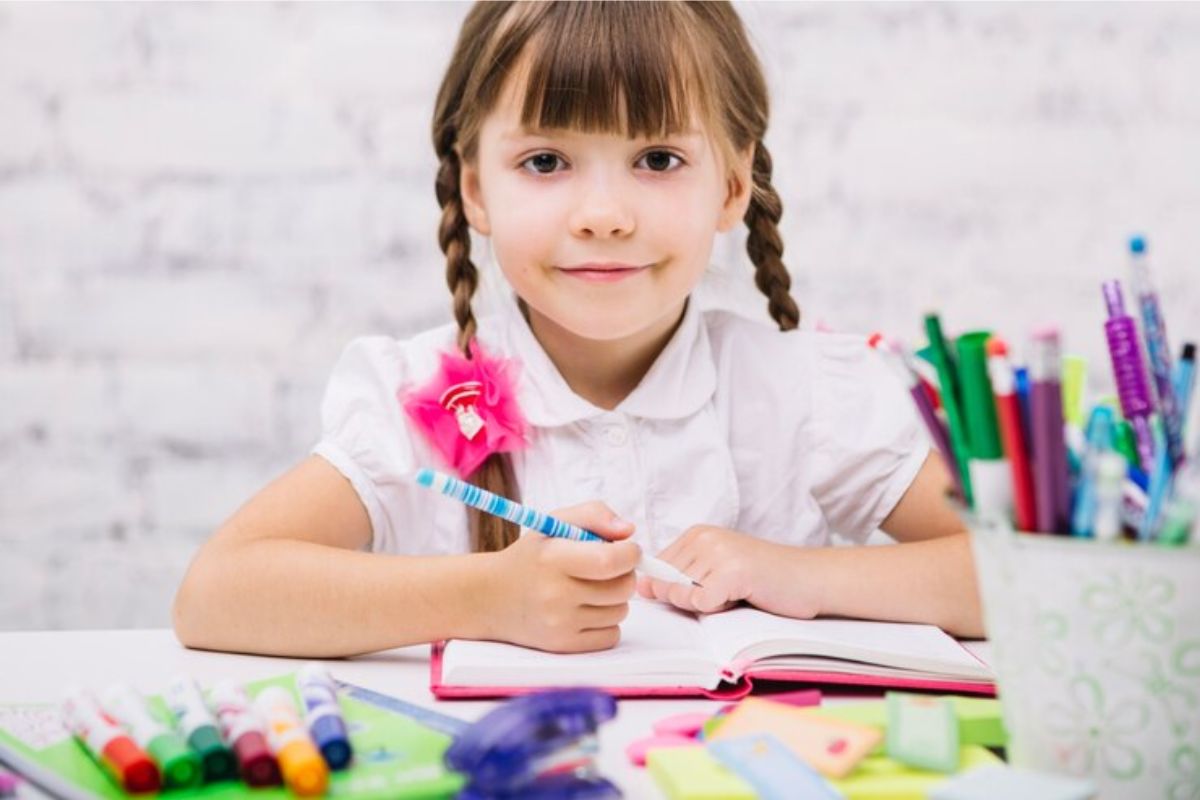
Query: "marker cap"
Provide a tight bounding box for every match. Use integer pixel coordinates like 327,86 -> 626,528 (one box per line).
310,714 -> 353,770
232,730 -> 281,787
146,733 -> 202,788
188,724 -> 238,782
956,331 -> 1003,459
278,739 -> 330,796
102,737 -> 161,794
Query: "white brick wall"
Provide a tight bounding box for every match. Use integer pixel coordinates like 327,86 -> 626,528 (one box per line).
2,2 -> 1198,630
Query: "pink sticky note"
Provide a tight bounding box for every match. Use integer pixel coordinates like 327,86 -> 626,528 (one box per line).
652,712 -> 713,738
625,733 -> 700,767
761,689 -> 822,708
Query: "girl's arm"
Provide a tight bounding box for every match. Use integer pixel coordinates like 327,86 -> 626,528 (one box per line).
638,452 -> 986,638
173,456 -> 641,658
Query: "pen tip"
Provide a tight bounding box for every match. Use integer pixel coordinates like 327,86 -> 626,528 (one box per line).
414,468 -> 434,487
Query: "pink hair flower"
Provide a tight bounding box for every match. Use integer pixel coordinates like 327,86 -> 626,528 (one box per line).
399,340 -> 528,478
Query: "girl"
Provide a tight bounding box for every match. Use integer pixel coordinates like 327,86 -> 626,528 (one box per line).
174,1 -> 982,658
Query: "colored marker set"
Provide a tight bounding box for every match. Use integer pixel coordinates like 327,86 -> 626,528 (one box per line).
877,234 -> 1197,544
60,664 -> 351,796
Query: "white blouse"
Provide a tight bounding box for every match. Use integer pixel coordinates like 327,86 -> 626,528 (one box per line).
312,292 -> 929,556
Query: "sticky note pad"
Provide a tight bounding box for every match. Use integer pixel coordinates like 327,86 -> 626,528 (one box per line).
647,745 -> 755,800
928,765 -> 1097,800
708,734 -> 844,800
946,696 -> 1006,748
709,697 -> 881,779
885,693 -> 959,773
831,745 -> 1002,800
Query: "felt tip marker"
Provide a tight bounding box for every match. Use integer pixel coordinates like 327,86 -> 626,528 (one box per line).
254,687 -> 329,797
1029,328 -> 1072,534
413,468 -> 697,587
61,687 -> 161,795
1176,342 -> 1196,440
165,675 -> 238,783
101,684 -> 202,789
209,681 -> 281,788
296,664 -> 353,770
987,338 -> 1038,532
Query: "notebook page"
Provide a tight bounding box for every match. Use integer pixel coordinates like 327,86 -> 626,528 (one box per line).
697,607 -> 991,679
441,598 -> 723,688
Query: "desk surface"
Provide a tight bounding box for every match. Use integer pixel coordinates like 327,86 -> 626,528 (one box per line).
0,630 -> 993,797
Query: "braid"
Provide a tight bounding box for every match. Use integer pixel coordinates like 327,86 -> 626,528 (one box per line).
744,140 -> 800,332
434,138 -> 521,553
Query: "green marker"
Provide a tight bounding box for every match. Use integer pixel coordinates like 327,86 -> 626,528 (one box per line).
1114,419 -> 1140,471
925,314 -> 974,506
102,684 -> 202,789
957,332 -> 1011,519
166,675 -> 238,782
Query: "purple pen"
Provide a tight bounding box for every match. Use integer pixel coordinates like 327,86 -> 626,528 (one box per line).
1103,280 -> 1156,471
1029,327 -> 1071,534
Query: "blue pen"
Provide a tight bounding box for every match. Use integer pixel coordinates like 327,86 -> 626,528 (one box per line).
413,468 -> 695,586
1141,421 -> 1173,541
1176,343 -> 1196,440
1129,235 -> 1184,468
1014,366 -> 1032,453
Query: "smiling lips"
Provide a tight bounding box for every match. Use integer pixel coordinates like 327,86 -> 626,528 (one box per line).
557,262 -> 651,283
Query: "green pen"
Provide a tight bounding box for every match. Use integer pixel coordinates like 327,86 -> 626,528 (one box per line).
925,314 -> 974,507
102,684 -> 202,789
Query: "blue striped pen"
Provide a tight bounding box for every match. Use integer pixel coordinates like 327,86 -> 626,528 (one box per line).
413,468 -> 696,586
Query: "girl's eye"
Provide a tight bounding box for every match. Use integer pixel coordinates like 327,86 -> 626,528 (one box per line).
637,150 -> 683,172
521,153 -> 565,174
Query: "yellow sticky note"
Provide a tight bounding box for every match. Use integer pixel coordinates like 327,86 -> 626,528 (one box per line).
831,745 -> 1003,800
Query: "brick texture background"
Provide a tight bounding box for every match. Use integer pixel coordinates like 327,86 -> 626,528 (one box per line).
2,2 -> 1198,629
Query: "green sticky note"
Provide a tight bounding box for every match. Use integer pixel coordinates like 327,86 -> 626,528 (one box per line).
831,745 -> 1001,800
647,745 -> 756,800
947,696 -> 1007,748
885,693 -> 960,773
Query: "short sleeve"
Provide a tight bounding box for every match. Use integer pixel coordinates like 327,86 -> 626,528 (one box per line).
310,336 -> 424,554
808,335 -> 930,542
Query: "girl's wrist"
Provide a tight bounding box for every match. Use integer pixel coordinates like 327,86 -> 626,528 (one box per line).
453,550 -> 507,642
754,542 -> 826,620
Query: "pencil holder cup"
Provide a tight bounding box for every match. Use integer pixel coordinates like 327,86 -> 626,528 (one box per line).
969,517 -> 1200,800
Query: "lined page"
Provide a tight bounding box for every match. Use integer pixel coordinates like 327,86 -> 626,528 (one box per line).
698,607 -> 991,679
441,599 -> 721,688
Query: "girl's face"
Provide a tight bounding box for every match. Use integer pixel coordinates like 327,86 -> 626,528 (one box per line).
459,74 -> 752,344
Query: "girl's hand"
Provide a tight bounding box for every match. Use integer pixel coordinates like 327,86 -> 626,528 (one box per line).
636,526 -> 820,619
484,501 -> 641,653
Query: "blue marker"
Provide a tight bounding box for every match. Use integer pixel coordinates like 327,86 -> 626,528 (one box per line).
413,468 -> 695,586
296,664 -> 352,770
1141,422 -> 1173,541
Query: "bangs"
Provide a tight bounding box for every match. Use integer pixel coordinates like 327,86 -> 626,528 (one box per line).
507,3 -> 713,139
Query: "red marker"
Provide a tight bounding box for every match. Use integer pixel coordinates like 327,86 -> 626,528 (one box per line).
210,681 -> 281,787
61,687 -> 160,795
987,337 -> 1038,531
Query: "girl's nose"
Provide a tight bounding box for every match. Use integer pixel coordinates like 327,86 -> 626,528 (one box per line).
567,176 -> 636,239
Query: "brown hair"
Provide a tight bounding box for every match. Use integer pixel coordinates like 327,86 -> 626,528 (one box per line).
432,1 -> 799,552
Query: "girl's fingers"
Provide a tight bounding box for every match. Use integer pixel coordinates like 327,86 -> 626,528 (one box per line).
578,602 -> 631,630
574,572 -> 637,606
565,626 -> 622,653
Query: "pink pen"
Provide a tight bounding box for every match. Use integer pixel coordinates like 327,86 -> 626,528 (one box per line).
1103,280 -> 1156,471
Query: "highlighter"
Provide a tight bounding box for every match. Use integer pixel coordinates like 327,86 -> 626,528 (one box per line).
254,686 -> 329,797
957,331 -> 1012,521
101,684 -> 202,789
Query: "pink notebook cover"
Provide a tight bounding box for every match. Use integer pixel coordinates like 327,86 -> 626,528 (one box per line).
428,641 -> 996,700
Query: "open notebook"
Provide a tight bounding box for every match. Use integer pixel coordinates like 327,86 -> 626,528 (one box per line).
431,598 -> 994,699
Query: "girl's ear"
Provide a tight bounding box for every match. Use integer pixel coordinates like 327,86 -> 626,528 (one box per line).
716,145 -> 755,233
458,155 -> 492,236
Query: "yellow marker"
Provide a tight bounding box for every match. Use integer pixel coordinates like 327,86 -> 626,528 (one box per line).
253,687 -> 328,796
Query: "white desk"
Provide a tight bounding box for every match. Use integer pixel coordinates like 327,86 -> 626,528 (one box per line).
0,629 -> 730,797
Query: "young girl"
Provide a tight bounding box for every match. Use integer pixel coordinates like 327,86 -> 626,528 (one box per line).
174,1 -> 982,658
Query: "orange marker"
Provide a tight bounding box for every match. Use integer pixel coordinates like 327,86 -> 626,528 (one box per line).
253,687 -> 328,796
